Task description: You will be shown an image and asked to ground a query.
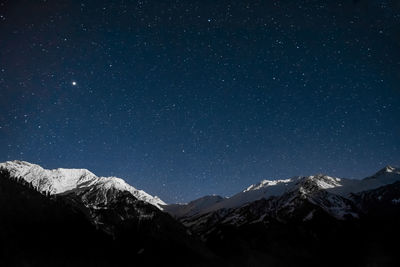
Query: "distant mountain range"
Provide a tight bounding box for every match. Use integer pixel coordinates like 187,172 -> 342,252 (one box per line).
165,165 -> 400,221
1,160 -> 399,266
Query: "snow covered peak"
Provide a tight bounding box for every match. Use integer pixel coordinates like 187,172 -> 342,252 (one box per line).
301,175 -> 342,189
363,165 -> 400,182
0,160 -> 98,193
379,165 -> 398,174
165,174 -> 347,217
244,178 -> 292,192
385,165 -> 396,172
0,160 -> 165,209
243,174 -> 341,193
363,165 -> 399,179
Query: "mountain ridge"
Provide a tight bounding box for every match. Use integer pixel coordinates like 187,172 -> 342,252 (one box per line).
0,167 -> 218,267
0,160 -> 165,209
1,160 -> 399,266
166,165 -> 400,219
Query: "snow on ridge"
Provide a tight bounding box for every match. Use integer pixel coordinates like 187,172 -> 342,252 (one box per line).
244,174 -> 342,194
0,160 -> 165,209
167,168 -> 400,221
169,175 -> 347,217
244,178 -> 293,192
305,175 -> 342,189
381,165 -> 398,174
386,166 -> 395,173
0,160 -> 97,193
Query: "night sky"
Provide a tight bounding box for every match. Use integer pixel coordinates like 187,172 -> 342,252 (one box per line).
1,0 -> 399,203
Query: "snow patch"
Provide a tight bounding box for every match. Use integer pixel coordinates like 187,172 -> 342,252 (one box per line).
303,210 -> 315,221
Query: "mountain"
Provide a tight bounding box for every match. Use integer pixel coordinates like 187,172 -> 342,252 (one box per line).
167,166 -> 400,219
0,160 -> 165,209
164,166 -> 400,266
0,161 -> 218,267
1,160 -> 400,266
0,167 -> 123,266
196,182 -> 400,267
176,174 -> 360,236
352,179 -> 400,216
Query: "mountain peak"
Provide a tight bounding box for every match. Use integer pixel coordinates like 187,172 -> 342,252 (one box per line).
244,178 -> 293,192
384,165 -> 397,173
0,160 -> 165,209
2,160 -> 96,179
301,174 -> 342,189
365,165 -> 399,181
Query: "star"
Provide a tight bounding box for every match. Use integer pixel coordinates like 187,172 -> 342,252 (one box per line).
0,0 -> 398,203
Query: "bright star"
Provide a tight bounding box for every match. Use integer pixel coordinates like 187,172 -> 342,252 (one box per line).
72,81 -> 77,86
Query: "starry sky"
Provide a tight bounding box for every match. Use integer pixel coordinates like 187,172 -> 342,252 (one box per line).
1,0 -> 400,203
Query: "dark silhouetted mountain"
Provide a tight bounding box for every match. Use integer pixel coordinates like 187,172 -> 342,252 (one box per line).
1,160 -> 400,266
166,166 -> 400,266
0,165 -> 217,267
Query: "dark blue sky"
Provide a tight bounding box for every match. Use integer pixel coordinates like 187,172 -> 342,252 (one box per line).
1,0 -> 399,203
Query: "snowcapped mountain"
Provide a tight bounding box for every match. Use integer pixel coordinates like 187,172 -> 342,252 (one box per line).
167,175 -> 348,218
1,160 -> 399,266
177,175 -> 359,235
194,175 -> 400,267
0,160 -> 165,209
167,166 -> 400,219
0,166 -> 217,267
165,165 -> 400,267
